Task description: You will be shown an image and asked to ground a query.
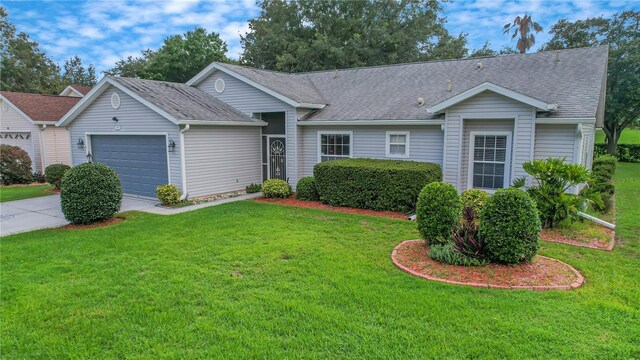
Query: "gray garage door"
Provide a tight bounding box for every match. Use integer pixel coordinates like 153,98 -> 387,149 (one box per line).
91,135 -> 169,197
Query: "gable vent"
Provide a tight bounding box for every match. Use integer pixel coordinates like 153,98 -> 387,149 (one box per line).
215,78 -> 226,93
111,93 -> 121,109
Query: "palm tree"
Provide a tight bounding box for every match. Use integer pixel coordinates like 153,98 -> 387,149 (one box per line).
503,15 -> 543,53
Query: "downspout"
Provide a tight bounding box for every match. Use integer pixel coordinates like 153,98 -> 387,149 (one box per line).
39,124 -> 47,172
179,124 -> 190,200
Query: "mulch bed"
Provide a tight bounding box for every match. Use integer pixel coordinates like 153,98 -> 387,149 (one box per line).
59,217 -> 125,230
45,188 -> 60,194
392,240 -> 584,291
540,227 -> 615,251
254,195 -> 408,220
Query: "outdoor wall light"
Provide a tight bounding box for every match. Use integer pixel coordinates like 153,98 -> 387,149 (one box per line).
112,116 -> 118,122
77,138 -> 85,149
168,139 -> 176,152
86,153 -> 93,163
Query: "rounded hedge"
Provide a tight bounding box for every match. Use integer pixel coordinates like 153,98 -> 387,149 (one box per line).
0,144 -> 32,185
479,188 -> 541,264
156,184 -> 181,205
416,182 -> 461,245
262,179 -> 291,198
296,176 -> 319,201
60,162 -> 122,224
45,164 -> 71,190
461,189 -> 490,214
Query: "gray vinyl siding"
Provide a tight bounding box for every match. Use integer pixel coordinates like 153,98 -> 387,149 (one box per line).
443,91 -> 535,191
460,120 -> 514,191
67,86 -> 183,191
534,124 -> 576,161
299,125 -> 444,178
196,71 -> 299,186
184,126 -> 261,198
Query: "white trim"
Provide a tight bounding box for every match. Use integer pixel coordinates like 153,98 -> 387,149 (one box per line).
59,85 -> 85,97
0,95 -> 36,125
179,124 -> 190,199
186,63 -> 325,109
85,132 -> 173,186
57,77 -> 180,127
317,131 -> 353,164
427,82 -> 557,113
573,123 -> 584,165
298,119 -> 443,126
177,120 -> 267,126
535,117 -> 596,124
385,131 -> 410,158
466,131 -> 513,192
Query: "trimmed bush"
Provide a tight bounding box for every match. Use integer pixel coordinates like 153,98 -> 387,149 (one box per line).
314,158 -> 441,212
479,188 -> 541,264
156,184 -> 181,205
594,144 -> 640,163
428,244 -> 488,266
32,171 -> 46,183
296,176 -> 319,201
245,183 -> 261,194
0,144 -> 32,185
416,182 -> 461,245
262,179 -> 291,198
591,155 -> 618,212
60,163 -> 122,224
45,164 -> 71,190
461,189 -> 489,214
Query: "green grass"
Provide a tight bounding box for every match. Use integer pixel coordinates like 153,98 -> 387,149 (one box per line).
1,165 -> 639,358
596,128 -> 640,144
0,184 -> 54,203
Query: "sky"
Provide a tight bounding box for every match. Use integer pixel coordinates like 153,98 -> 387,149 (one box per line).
4,0 -> 639,75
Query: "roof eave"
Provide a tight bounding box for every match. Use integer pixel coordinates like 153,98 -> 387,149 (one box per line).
178,119 -> 268,126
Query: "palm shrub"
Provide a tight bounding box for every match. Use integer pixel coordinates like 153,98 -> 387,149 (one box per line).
521,157 -> 597,228
0,144 -> 32,185
45,164 -> 71,190
479,188 -> 541,264
452,207 -> 485,261
416,182 -> 461,245
296,176 -> 319,201
60,163 -> 122,224
262,179 -> 291,198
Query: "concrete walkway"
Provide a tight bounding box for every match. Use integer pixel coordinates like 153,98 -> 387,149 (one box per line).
0,192 -> 262,237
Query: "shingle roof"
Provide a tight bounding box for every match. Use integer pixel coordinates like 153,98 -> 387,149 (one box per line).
109,77 -> 257,123
69,85 -> 93,95
1,91 -> 81,122
297,46 -> 608,121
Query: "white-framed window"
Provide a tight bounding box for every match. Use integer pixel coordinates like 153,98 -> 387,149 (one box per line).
468,132 -> 512,191
318,131 -> 352,162
386,131 -> 410,158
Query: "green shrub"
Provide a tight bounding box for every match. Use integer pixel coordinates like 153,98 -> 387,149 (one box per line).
479,188 -> 541,264
314,158 -> 441,212
296,176 -> 319,201
461,189 -> 489,214
32,171 -> 46,183
245,183 -> 261,194
60,163 -> 122,224
590,155 -> 618,212
262,179 -> 291,198
416,182 -> 461,245
45,164 -> 71,190
156,184 -> 181,205
592,155 -> 617,178
594,144 -> 640,162
0,144 -> 33,185
428,244 -> 489,266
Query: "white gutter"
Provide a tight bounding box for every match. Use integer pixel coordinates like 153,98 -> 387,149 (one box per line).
179,124 -> 190,200
298,120 -> 444,126
177,120 -> 267,126
578,211 -> 615,229
535,118 -> 596,125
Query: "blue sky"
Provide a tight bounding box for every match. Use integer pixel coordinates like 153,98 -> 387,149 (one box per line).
4,0 -> 639,75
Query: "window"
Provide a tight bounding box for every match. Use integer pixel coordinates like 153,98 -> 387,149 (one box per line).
386,131 -> 410,158
319,132 -> 352,162
470,133 -> 511,190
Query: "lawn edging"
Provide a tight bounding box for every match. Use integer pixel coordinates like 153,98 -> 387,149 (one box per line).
391,240 -> 584,291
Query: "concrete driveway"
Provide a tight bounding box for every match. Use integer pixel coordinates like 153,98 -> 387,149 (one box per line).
0,194 -> 157,237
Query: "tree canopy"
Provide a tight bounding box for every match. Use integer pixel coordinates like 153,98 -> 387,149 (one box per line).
542,11 -> 640,153
240,0 -> 468,72
62,56 -> 97,87
105,27 -> 231,83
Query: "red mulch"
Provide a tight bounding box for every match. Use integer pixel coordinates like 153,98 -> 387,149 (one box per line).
45,188 -> 60,193
392,240 -> 583,290
540,228 -> 614,251
254,195 -> 408,220
59,217 -> 125,230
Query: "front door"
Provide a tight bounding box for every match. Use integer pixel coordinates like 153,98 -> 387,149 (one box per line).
268,137 -> 286,181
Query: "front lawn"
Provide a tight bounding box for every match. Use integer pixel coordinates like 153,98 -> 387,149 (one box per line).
595,128 -> 640,144
0,184 -> 54,203
1,165 -> 639,358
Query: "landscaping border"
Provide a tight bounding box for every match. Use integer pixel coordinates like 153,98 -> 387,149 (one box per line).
391,240 -> 584,291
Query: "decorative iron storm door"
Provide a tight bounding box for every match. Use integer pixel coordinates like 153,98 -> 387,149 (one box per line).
268,137 -> 286,181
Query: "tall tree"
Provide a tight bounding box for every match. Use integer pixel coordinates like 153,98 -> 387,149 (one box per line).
62,56 -> 97,86
240,0 -> 468,72
469,41 -> 518,58
0,7 -> 62,93
106,28 -> 231,83
503,14 -> 543,53
542,11 -> 640,154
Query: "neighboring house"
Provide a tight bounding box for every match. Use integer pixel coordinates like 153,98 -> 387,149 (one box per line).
57,46 -> 608,199
59,84 -> 93,97
0,92 -> 81,172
